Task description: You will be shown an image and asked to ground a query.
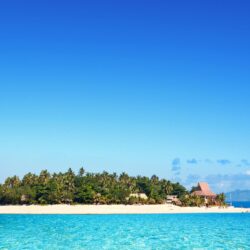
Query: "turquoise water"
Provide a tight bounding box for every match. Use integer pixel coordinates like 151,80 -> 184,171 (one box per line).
0,214 -> 250,249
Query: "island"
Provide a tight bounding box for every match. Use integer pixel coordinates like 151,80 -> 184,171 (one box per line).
0,168 -> 249,214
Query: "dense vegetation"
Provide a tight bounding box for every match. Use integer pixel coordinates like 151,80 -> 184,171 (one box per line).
0,168 -> 187,205
0,168 -> 226,206
179,193 -> 226,207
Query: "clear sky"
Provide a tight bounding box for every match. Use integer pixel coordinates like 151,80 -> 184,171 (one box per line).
0,0 -> 250,192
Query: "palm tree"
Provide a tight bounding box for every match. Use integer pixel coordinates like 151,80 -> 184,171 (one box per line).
162,180 -> 173,196
4,176 -> 21,189
39,170 -> 50,185
78,167 -> 85,177
216,193 -> 226,206
0,167 -> 188,205
151,175 -> 159,185
22,173 -> 38,186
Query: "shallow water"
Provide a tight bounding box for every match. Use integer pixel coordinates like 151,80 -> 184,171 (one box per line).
0,214 -> 250,249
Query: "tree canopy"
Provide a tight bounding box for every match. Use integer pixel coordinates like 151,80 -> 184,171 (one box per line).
0,168 -> 187,205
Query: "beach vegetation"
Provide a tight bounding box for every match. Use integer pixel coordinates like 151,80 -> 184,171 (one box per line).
0,169 -> 226,206
0,168 -> 186,205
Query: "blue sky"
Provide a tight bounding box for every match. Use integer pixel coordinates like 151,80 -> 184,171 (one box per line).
0,1 -> 250,192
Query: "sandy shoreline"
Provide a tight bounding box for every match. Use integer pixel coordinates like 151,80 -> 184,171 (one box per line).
0,204 -> 249,214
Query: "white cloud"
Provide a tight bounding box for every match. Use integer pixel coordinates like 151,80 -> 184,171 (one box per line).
205,173 -> 250,193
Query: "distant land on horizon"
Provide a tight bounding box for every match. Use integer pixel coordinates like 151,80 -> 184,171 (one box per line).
226,190 -> 250,202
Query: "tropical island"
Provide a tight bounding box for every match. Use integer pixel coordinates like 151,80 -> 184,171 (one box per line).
0,168 -> 225,206
1,168 -> 250,214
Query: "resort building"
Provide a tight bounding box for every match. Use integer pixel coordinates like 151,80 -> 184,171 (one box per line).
191,182 -> 217,199
129,193 -> 148,200
166,195 -> 178,204
166,195 -> 181,205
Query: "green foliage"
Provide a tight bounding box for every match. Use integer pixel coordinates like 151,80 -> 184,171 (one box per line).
171,182 -> 187,197
215,193 -> 227,206
180,193 -> 226,207
180,195 -> 205,207
0,169 -> 187,205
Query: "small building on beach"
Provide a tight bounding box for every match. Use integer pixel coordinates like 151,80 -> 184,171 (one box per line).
191,182 -> 216,199
129,193 -> 148,200
166,195 -> 178,204
166,195 -> 182,206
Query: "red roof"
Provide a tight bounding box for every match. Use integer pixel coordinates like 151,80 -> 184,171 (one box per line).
192,182 -> 216,197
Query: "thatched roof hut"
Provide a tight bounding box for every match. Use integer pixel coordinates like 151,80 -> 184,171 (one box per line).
192,182 -> 216,198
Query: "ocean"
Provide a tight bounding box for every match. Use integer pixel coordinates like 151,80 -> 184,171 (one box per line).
0,214 -> 250,249
232,201 -> 250,208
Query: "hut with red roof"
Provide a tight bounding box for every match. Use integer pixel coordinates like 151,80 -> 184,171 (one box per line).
191,182 -> 217,199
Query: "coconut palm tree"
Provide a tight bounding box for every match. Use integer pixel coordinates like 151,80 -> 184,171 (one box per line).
0,168 -> 188,205
215,193 -> 226,206
4,176 -> 21,189
22,173 -> 38,186
38,170 -> 50,185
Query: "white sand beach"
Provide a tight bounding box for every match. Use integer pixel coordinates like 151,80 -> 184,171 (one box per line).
0,204 -> 249,214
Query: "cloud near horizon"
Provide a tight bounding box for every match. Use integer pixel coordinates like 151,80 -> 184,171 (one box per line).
205,173 -> 250,193
217,159 -> 231,165
241,159 -> 250,166
184,173 -> 250,193
204,159 -> 213,164
172,158 -> 249,168
184,174 -> 200,189
187,159 -> 198,164
171,158 -> 181,176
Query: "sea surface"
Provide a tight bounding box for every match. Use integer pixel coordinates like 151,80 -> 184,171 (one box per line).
0,214 -> 250,249
232,201 -> 250,208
